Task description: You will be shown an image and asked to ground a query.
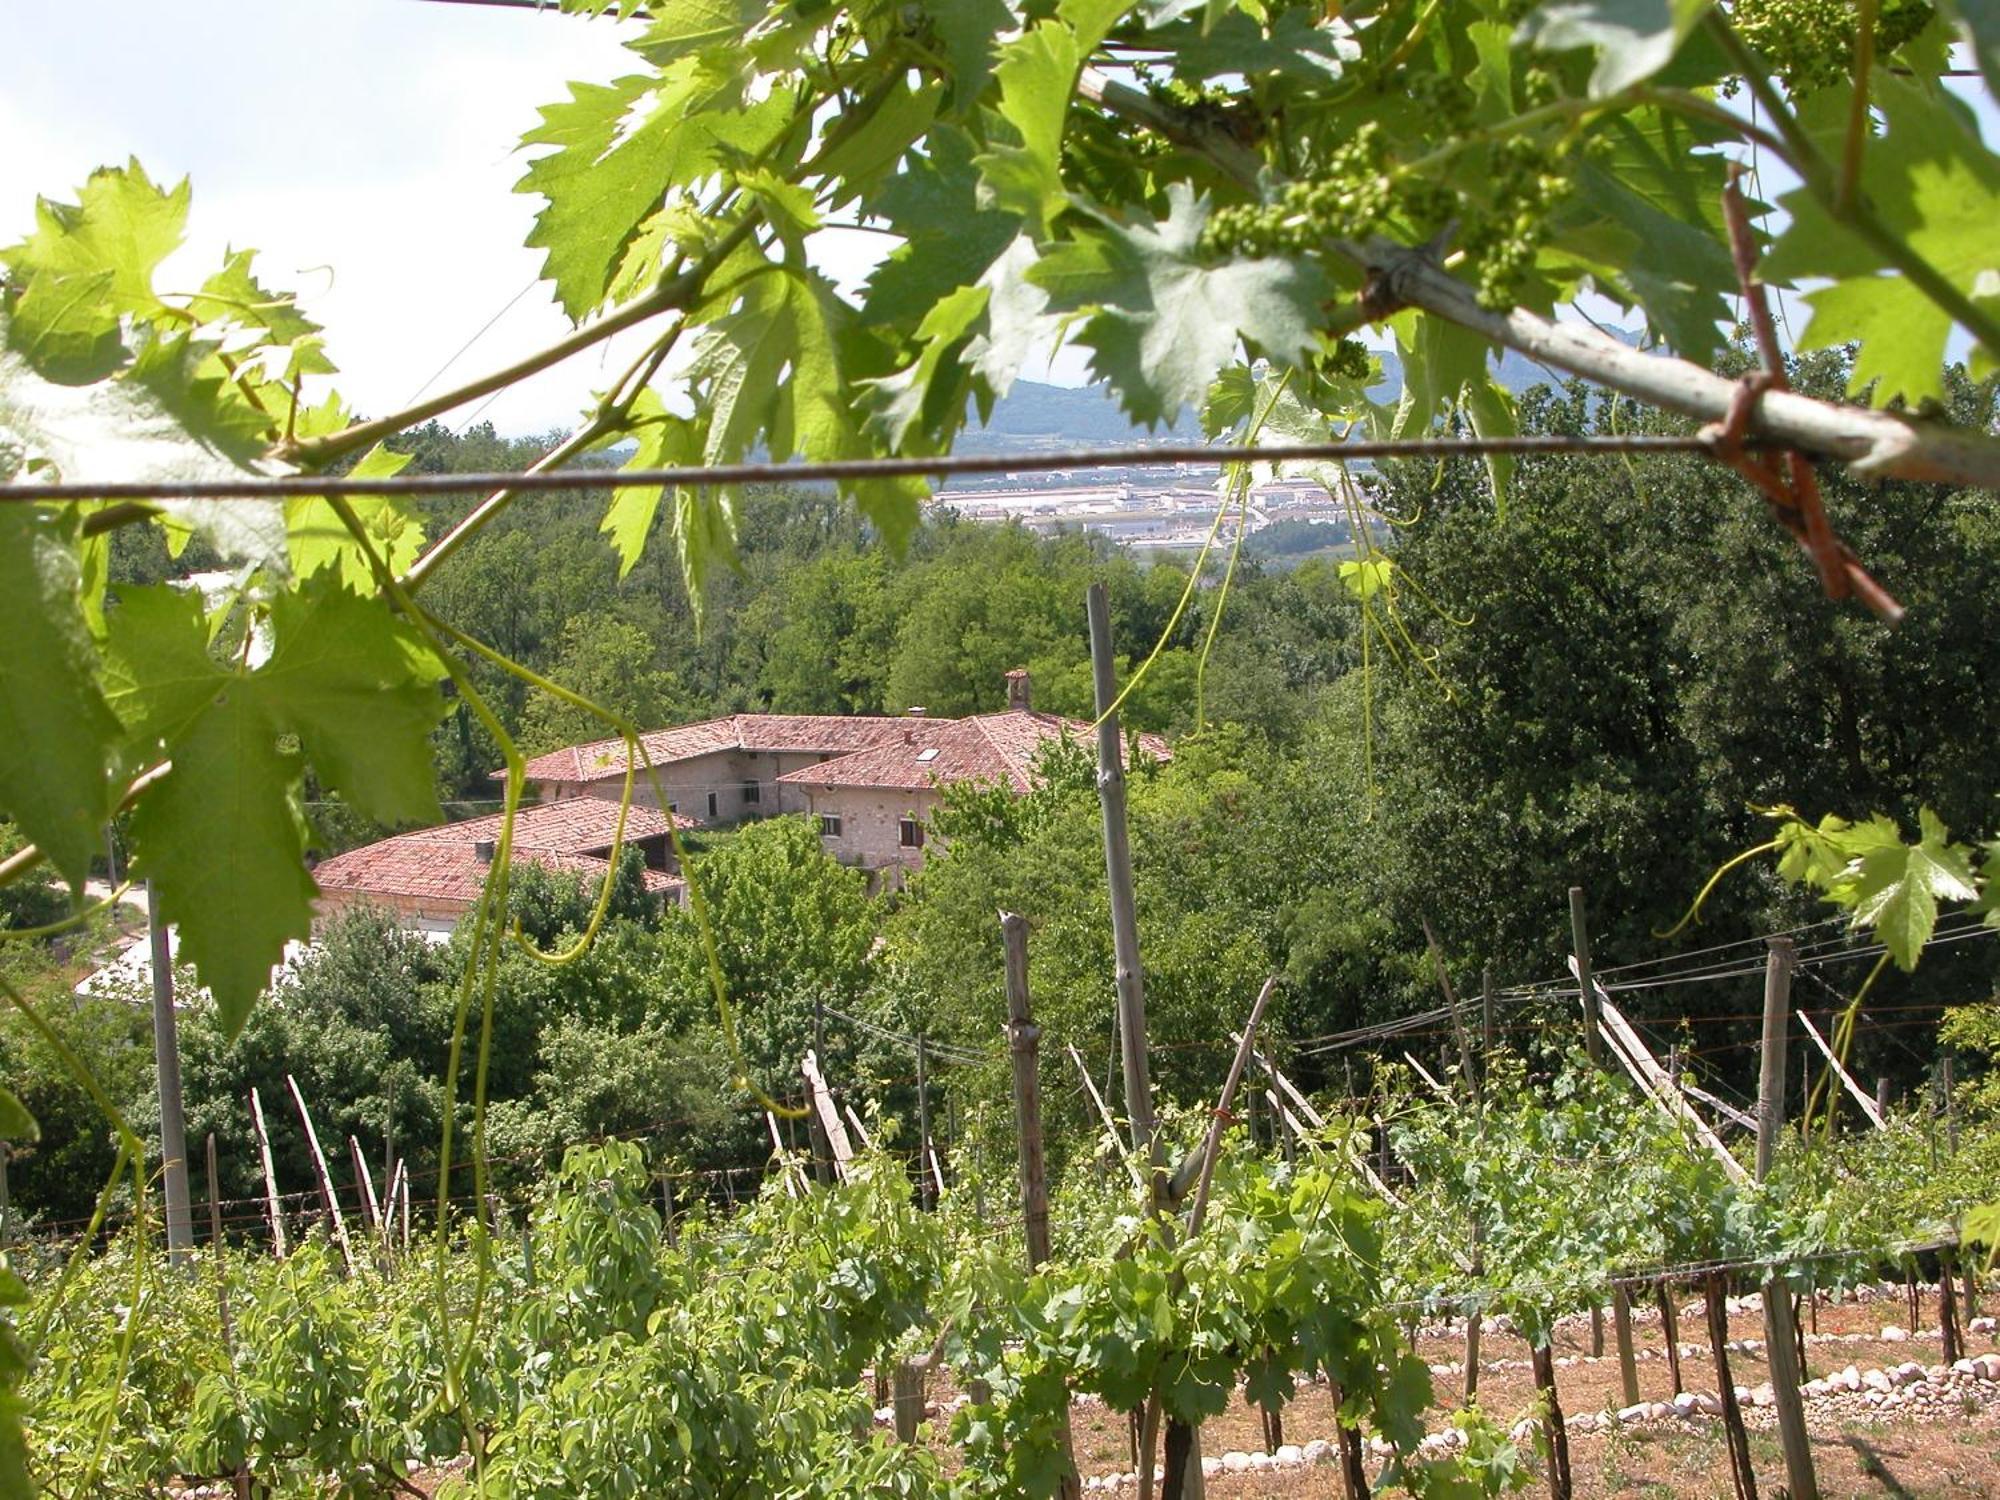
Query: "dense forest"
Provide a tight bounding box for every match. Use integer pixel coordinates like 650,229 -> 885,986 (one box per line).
6,352 -> 1998,1229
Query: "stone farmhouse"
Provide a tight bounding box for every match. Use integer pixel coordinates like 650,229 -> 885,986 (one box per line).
311,669 -> 1167,927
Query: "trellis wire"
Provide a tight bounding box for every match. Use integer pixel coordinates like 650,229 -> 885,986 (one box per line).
0,433 -> 1733,505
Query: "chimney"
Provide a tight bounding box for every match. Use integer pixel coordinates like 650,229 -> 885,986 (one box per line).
1004,667 -> 1031,712
473,839 -> 496,863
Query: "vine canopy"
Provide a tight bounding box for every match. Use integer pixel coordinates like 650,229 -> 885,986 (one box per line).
4,0 -> 2000,1032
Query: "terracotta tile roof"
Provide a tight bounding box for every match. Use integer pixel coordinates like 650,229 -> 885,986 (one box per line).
313,799 -> 686,908
774,711 -> 1169,796
512,714 -> 912,786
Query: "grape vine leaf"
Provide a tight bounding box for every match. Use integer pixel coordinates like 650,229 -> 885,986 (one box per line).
0,505 -> 120,892
286,442 -> 423,588
1031,185 -> 1329,426
1518,0 -> 1716,97
260,579 -> 449,827
974,0 -> 1127,231
186,247 -> 321,347
0,1090 -> 34,1143
128,690 -> 316,1036
1846,809 -> 1979,971
1763,77 -> 2000,406
1,159 -> 187,324
105,580 -> 447,1031
0,313 -> 287,569
599,390 -> 698,578
926,0 -> 1016,110
518,61 -> 787,321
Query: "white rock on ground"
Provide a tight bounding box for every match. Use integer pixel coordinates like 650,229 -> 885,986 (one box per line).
1275,1444 -> 1305,1467
1303,1439 -> 1333,1466
1864,1369 -> 1895,1393
1882,1325 -> 1909,1342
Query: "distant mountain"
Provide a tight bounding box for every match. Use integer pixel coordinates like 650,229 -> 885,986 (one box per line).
963,333 -> 1640,456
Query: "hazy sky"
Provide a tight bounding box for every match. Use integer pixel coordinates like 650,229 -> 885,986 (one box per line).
0,0 -> 973,436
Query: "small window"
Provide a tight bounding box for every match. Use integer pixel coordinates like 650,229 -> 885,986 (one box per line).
742,781 -> 761,806
706,791 -> 718,819
819,813 -> 843,838
899,818 -> 925,849
915,747 -> 940,763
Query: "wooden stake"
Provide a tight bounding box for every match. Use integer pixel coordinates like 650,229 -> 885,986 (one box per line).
1072,1042 -> 1144,1189
1940,1251 -> 1963,1364
148,884 -> 194,1265
1582,975 -> 1749,1184
1796,1011 -> 1885,1128
1530,1342 -> 1572,1500
349,1135 -> 382,1239
1706,1274 -> 1758,1500
843,1102 -> 874,1152
248,1086 -> 288,1258
801,1051 -> 854,1179
285,1074 -> 354,1277
916,1035 -> 934,1211
1001,913 -> 1058,1271
205,1132 -> 250,1500
766,1110 -> 801,1198
1754,938 -> 1818,1500
1658,1285 -> 1684,1394
1568,886 -> 1601,1068
1612,1288 -> 1640,1405
1087,582 -> 1160,1190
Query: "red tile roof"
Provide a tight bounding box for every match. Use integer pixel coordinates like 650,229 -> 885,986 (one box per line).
313,799 -> 686,909
773,711 -> 1169,795
512,714 -> 913,786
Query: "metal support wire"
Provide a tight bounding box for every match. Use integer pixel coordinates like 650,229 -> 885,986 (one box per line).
0,434 -> 1730,506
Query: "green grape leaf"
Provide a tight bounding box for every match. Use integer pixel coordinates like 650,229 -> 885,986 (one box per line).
669,483 -> 740,618
0,1090 -> 34,1143
1463,375 -> 1519,514
518,61 -> 786,321
968,233 -> 1059,395
287,442 -> 423,587
862,283 -> 988,450
185,247 -> 321,346
99,584 -> 232,752
599,392 -> 697,579
1796,275 -> 1949,406
260,578 -> 448,828
1846,809 -> 1979,970
927,0 -> 1017,109
629,0 -> 763,63
1763,77 -> 2000,405
1,313 -> 287,570
0,505 -> 120,890
973,0 -> 1125,230
127,688 -> 315,1036
1387,310 -> 1489,437
1150,9 -> 1358,83
860,128 -> 1020,332
1518,0 -> 1716,97
1034,185 -> 1329,427
1,159 -> 187,323
5,268 -> 125,384
1567,108 -> 1737,359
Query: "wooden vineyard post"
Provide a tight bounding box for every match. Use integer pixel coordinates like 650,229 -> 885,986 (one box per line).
1000,914 -> 1056,1269
1087,583 -> 1161,1189
1612,1288 -> 1640,1406
286,1074 -> 355,1277
1705,1274 -> 1758,1500
206,1132 -> 251,1500
801,1050 -> 855,1181
1657,1284 -> 1684,1394
1568,888 -> 1605,1358
1939,1251 -> 1963,1364
1072,1042 -> 1143,1189
248,1087 -> 288,1258
148,884 -> 195,1265
1796,1011 -> 1886,1128
998,911 -> 1080,1496
1327,1381 -> 1370,1500
1755,937 -> 1818,1500
765,1110 -> 801,1198
1529,1342 -> 1573,1500
916,1034 -> 934,1211
349,1136 -> 382,1241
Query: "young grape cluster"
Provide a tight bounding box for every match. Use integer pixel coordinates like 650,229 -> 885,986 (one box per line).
1457,136 -> 1575,308
1731,0 -> 1935,93
1201,125 -> 1571,310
